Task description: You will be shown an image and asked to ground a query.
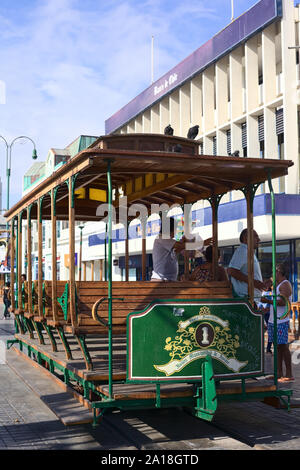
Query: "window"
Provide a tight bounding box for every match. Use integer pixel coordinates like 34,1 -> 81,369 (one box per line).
257,241 -> 291,280
241,122 -> 247,157
213,136 -> 217,156
296,240 -> 300,258
226,130 -> 231,156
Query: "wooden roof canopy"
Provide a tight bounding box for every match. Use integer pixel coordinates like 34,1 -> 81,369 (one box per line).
5,133 -> 293,222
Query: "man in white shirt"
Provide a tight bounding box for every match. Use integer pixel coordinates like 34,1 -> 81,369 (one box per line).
227,229 -> 270,298
151,217 -> 212,281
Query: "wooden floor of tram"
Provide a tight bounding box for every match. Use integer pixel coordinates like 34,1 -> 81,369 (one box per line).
14,331 -> 277,401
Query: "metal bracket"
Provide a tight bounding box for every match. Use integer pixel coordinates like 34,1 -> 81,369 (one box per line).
57,282 -> 69,321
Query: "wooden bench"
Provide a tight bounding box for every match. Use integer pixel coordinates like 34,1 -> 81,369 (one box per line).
66,280 -> 233,335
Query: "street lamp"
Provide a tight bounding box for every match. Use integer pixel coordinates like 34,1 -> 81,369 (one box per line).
0,135 -> 38,212
0,136 -> 38,284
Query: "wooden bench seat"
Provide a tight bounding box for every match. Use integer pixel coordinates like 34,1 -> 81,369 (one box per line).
66,280 -> 233,335
19,279 -> 233,341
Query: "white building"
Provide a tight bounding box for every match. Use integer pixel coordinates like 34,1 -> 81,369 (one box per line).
102,0 -> 300,299
22,0 -> 300,300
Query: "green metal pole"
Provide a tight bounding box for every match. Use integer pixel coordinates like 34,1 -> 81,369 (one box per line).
15,217 -> 18,309
267,173 -> 277,387
106,160 -> 113,399
104,223 -> 107,281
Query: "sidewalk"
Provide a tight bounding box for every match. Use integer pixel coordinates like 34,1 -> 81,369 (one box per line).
1,303 -> 300,450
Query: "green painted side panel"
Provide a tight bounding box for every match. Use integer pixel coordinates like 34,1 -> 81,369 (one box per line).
127,300 -> 263,381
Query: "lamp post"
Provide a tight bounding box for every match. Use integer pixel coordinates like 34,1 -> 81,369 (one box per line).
0,136 -> 38,285
0,135 -> 38,212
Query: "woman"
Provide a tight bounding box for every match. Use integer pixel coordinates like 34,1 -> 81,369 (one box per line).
261,263 -> 293,383
186,246 -> 228,282
3,281 -> 11,318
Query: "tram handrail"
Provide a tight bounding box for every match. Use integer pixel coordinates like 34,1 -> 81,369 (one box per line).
92,296 -> 124,327
258,294 -> 291,320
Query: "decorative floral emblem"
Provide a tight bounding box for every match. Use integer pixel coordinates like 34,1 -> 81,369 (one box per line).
154,306 -> 247,376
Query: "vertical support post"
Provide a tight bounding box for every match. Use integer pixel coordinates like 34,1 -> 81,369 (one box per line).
246,189 -> 254,306
51,188 -> 58,323
267,173 -> 278,387
68,176 -> 77,328
125,222 -> 129,281
79,226 -> 83,282
104,223 -> 107,281
241,185 -> 260,306
183,204 -> 191,278
27,206 -> 33,317
83,261 -> 86,281
142,216 -> 147,281
17,213 -> 22,311
106,160 -> 113,400
91,260 -> 95,281
211,198 -> 219,281
37,198 -> 43,318
208,196 -> 222,280
10,219 -> 16,312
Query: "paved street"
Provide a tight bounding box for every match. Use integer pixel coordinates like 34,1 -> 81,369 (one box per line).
1,302 -> 300,452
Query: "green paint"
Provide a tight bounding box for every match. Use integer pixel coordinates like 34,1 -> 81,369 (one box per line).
76,335 -> 93,370
127,300 -> 263,381
57,282 -> 69,321
106,160 -> 113,399
194,355 -> 217,421
267,173 -> 278,387
57,326 -> 73,360
44,324 -> 57,352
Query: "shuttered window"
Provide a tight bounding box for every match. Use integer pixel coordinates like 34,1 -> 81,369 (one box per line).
213,136 -> 217,156
276,108 -> 284,135
226,130 -> 231,155
241,123 -> 247,148
258,115 -> 264,142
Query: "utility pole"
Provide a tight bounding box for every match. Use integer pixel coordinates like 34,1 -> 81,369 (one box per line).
151,35 -> 154,84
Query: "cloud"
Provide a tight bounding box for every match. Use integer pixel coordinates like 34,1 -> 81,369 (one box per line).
0,0 -> 256,208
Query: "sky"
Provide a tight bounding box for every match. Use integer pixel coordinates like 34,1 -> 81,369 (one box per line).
0,0 -> 282,208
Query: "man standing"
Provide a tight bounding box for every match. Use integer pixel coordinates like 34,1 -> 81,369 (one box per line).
227,229 -> 269,299
151,217 -> 212,281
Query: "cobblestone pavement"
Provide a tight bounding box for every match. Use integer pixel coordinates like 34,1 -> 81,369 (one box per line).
1,303 -> 300,451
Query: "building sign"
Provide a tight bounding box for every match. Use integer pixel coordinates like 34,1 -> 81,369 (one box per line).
64,253 -> 78,267
105,0 -> 282,134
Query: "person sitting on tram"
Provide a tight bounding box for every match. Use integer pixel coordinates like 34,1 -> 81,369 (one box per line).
151,217 -> 212,282
183,246 -> 228,282
227,229 -> 270,298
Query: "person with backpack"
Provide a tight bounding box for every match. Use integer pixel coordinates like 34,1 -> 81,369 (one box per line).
3,281 -> 11,318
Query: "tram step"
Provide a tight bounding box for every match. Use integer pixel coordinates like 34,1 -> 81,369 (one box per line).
6,348 -> 94,426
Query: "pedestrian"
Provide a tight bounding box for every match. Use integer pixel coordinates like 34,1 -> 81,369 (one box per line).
151,217 -> 212,281
183,245 -> 228,282
261,263 -> 293,382
227,228 -> 271,301
3,281 -> 11,319
258,284 -> 273,354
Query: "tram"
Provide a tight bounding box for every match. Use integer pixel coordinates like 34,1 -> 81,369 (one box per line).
5,133 -> 293,426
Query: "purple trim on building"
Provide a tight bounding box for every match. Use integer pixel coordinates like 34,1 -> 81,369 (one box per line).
105,0 -> 281,135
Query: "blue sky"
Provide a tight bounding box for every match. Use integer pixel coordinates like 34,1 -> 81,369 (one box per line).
0,0 -> 281,207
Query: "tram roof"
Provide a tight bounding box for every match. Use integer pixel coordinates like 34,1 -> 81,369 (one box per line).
5,134 -> 293,222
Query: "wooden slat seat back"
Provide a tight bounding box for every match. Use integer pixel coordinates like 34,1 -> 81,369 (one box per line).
75,280 -> 233,334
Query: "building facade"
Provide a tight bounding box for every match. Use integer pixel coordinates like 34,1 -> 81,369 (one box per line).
21,0 -> 300,300
102,0 -> 300,299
